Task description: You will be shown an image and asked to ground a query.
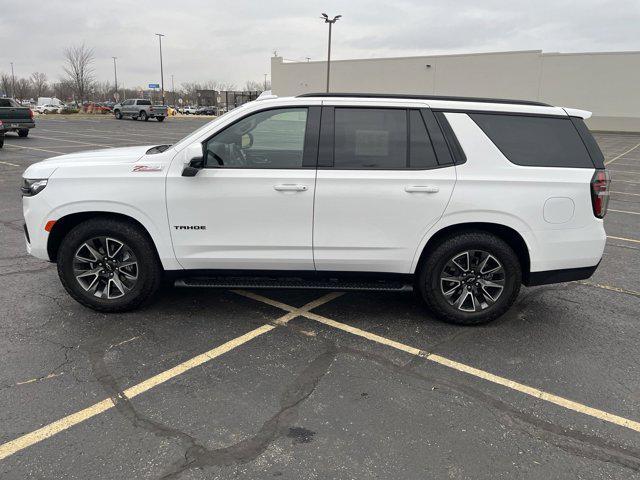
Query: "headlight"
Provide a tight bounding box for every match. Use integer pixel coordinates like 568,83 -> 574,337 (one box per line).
21,178 -> 48,197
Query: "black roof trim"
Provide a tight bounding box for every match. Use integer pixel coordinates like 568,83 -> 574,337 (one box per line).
296,92 -> 552,107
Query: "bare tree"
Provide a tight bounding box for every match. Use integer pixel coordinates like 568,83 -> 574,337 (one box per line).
30,72 -> 49,98
52,79 -> 75,102
0,73 -> 12,97
14,78 -> 32,101
63,44 -> 95,104
244,80 -> 269,92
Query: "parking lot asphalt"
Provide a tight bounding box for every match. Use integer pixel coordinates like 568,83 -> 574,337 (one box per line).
0,115 -> 639,479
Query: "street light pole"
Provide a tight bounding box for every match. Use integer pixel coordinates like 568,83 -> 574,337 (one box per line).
112,57 -> 118,100
171,74 -> 175,105
10,62 -> 15,98
155,33 -> 165,105
321,13 -> 341,93
264,73 -> 268,91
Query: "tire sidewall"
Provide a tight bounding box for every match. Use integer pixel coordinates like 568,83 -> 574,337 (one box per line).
419,233 -> 521,324
57,220 -> 160,311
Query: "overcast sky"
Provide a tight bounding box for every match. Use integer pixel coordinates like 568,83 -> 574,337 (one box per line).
1,0 -> 639,90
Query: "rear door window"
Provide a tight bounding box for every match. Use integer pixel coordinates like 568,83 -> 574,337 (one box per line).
470,113 -> 596,168
334,108 -> 407,169
137,100 -> 151,106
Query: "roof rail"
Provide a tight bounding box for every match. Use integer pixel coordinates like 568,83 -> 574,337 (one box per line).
296,92 -> 551,107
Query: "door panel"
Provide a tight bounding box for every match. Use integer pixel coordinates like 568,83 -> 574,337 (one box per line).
167,168 -> 316,270
313,168 -> 456,273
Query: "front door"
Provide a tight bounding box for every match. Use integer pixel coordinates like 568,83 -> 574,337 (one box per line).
166,106 -> 320,270
313,105 -> 457,273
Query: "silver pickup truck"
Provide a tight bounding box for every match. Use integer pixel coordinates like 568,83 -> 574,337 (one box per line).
113,99 -> 167,122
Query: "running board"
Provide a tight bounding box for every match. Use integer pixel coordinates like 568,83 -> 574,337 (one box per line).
175,276 -> 413,292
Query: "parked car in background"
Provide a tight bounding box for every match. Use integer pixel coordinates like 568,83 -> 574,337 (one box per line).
0,98 -> 35,137
182,106 -> 198,115
36,104 -> 61,114
0,121 -> 4,148
113,99 -> 168,122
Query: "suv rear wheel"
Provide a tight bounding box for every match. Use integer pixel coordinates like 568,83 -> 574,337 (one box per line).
114,110 -> 122,119
18,129 -> 29,137
138,111 -> 148,121
57,218 -> 162,312
417,232 -> 521,325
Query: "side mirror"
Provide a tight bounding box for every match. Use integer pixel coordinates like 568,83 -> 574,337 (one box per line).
181,143 -> 205,177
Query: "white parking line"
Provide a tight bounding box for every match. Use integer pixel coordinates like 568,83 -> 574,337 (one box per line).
2,144 -> 65,155
0,292 -> 340,461
608,235 -> 640,244
605,142 -> 640,165
29,135 -> 114,148
0,160 -> 20,167
234,290 -> 640,434
611,191 -> 640,196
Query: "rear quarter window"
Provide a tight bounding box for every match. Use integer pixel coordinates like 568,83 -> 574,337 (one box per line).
137,100 -> 151,106
470,113 -> 596,168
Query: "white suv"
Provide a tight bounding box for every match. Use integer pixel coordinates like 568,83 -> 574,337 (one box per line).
21,93 -> 610,324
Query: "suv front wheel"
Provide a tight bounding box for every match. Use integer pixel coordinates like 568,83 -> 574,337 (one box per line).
417,232 -> 521,325
57,218 -> 162,312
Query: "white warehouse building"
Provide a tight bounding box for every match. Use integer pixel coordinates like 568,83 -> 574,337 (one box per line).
271,49 -> 640,132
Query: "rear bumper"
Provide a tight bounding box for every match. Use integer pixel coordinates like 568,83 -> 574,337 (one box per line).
1,120 -> 35,131
524,263 -> 599,286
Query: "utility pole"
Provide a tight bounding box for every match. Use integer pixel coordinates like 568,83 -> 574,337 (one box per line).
112,57 -> 118,100
320,14 -> 341,93
10,62 -> 15,98
263,73 -> 268,91
171,74 -> 175,105
155,33 -> 165,104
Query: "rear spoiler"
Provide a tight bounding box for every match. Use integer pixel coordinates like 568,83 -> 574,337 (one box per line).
563,107 -> 592,119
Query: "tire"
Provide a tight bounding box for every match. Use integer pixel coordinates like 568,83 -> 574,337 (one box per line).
0,133 -> 4,148
156,116 -> 165,122
138,111 -> 148,121
417,231 -> 521,325
57,218 -> 163,312
18,129 -> 29,138
114,110 -> 123,119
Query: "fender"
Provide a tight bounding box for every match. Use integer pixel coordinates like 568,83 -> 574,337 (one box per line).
45,200 -> 181,270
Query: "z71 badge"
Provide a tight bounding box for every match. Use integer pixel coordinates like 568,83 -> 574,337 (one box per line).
132,164 -> 164,172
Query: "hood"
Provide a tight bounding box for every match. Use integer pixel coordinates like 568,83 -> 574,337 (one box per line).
41,145 -> 155,165
23,145 -> 157,179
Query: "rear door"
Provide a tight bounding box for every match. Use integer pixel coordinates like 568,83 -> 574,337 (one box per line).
313,103 -> 457,273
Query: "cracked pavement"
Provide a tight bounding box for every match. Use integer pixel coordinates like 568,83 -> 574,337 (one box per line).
0,118 -> 639,479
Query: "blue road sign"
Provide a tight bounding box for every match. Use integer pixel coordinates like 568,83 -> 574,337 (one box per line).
148,83 -> 160,89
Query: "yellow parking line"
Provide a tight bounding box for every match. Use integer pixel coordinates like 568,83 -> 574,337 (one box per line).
237,291 -> 640,434
2,143 -> 65,155
609,209 -> 640,216
605,142 -> 640,165
577,281 -> 640,298
0,292 -> 341,461
608,235 -> 640,244
611,191 -> 640,196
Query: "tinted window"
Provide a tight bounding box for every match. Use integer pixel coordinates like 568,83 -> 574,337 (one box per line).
0,99 -> 20,107
334,108 -> 406,169
137,100 -> 151,106
410,110 -> 438,168
470,113 -> 594,168
204,108 -> 308,168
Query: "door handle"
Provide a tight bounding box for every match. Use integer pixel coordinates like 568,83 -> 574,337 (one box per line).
273,184 -> 308,192
405,185 -> 439,193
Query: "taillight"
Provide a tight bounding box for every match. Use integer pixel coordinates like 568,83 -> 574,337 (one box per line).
590,169 -> 610,218
29,109 -> 34,119
150,106 -> 154,112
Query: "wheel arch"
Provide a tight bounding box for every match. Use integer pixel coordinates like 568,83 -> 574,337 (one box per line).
48,211 -> 161,265
414,222 -> 531,282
